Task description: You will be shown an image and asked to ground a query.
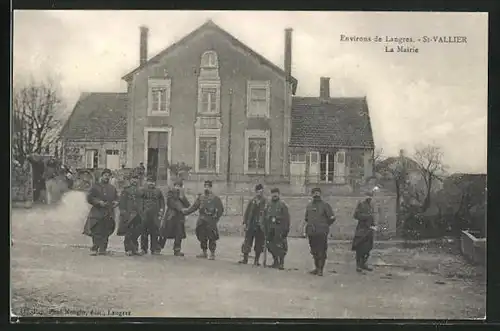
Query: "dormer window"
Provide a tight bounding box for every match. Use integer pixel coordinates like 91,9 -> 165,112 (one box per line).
201,51 -> 218,68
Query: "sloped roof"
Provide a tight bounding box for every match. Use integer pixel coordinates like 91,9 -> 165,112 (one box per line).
122,20 -> 298,94
60,93 -> 128,141
290,97 -> 374,149
375,155 -> 421,173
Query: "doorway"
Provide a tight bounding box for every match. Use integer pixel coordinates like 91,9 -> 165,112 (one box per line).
145,130 -> 170,182
319,152 -> 335,183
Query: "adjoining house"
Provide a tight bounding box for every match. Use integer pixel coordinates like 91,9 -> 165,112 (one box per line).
60,19 -> 376,194
289,77 -> 375,193
60,93 -> 128,170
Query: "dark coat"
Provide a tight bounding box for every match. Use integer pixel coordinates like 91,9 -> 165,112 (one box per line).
184,193 -> 224,240
264,199 -> 290,237
140,186 -> 166,228
351,199 -> 375,252
160,188 -> 190,239
83,182 -> 119,237
116,184 -> 142,236
243,195 -> 267,232
304,198 -> 336,236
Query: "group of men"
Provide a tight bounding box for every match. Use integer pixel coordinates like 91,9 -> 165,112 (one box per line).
83,168 -> 378,275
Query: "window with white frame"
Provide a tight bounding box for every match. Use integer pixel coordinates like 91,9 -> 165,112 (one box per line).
290,153 -> 306,163
247,81 -> 270,118
195,129 -> 220,173
148,78 -> 171,116
201,51 -> 218,68
198,82 -> 220,115
244,130 -> 270,174
85,149 -> 99,168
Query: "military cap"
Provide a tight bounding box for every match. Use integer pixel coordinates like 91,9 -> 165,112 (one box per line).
270,188 -> 280,194
173,178 -> 184,187
255,184 -> 264,191
311,187 -> 321,194
102,168 -> 112,175
204,180 -> 213,187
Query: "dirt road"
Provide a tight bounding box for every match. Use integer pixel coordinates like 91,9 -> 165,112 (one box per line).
11,191 -> 486,319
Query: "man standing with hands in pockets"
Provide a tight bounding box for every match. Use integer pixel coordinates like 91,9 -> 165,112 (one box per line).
304,187 -> 336,276
352,188 -> 379,273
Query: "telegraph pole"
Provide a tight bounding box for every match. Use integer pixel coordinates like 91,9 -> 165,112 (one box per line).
226,89 -> 233,183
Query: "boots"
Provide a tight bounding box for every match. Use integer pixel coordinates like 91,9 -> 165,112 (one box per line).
278,256 -> 285,270
197,250 -> 208,259
317,258 -> 325,276
253,252 -> 261,266
208,251 -> 216,260
356,252 -> 364,273
309,257 -> 319,275
271,256 -> 279,268
238,254 -> 249,264
361,254 -> 373,271
173,251 -> 184,257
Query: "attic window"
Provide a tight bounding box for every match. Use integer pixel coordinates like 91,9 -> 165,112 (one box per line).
201,51 -> 218,68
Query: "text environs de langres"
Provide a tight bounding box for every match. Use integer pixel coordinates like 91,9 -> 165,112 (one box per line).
339,34 -> 468,54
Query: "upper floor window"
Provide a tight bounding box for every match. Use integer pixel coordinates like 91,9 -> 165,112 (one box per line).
201,51 -> 218,68
198,81 -> 221,115
247,81 -> 270,118
148,78 -> 171,116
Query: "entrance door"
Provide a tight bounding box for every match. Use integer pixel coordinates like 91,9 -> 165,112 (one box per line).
290,152 -> 306,194
147,131 -> 169,182
334,150 -> 346,184
319,152 -> 335,183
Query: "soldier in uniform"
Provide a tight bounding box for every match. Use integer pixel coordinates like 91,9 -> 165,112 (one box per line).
183,180 -> 224,260
139,175 -> 165,255
352,190 -> 378,273
159,178 -> 191,256
117,173 -> 143,256
304,187 -> 336,276
83,168 -> 119,256
264,188 -> 290,270
239,184 -> 267,266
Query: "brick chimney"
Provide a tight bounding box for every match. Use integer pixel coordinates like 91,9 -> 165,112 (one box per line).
320,77 -> 330,99
284,28 -> 293,79
139,25 -> 149,66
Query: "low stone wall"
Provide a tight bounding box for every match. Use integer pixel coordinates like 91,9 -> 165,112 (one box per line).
460,230 -> 486,265
12,163 -> 33,208
176,192 -> 397,240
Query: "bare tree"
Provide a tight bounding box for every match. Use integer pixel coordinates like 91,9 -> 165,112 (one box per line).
12,77 -> 65,165
412,144 -> 447,212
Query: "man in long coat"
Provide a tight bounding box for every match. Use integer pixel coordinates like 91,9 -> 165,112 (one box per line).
352,190 -> 378,273
117,173 -> 143,256
139,175 -> 165,255
183,180 -> 224,260
239,184 -> 267,266
264,188 -> 290,270
83,168 -> 119,256
304,187 -> 336,276
159,179 -> 191,256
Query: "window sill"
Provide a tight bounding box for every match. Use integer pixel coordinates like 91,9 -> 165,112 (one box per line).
244,171 -> 269,176
195,170 -> 218,174
246,114 -> 270,119
197,112 -> 220,116
148,111 -> 170,117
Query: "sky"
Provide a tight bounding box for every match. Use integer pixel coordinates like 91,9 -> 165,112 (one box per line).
13,10 -> 488,174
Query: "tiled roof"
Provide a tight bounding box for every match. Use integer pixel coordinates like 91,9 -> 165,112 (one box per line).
290,97 -> 374,149
122,20 -> 298,94
60,92 -> 128,141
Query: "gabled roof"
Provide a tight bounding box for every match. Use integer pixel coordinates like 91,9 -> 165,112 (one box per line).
121,20 -> 298,94
375,155 -> 420,173
60,92 -> 128,141
290,97 -> 374,149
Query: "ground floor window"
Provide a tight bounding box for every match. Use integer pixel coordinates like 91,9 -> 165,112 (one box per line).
85,149 -> 99,169
319,152 -> 335,183
105,149 -> 120,170
244,130 -> 270,175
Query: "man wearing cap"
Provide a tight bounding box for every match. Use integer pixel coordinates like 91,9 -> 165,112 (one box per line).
159,178 -> 191,256
83,168 -> 119,256
304,187 -> 336,276
183,180 -> 224,260
117,172 -> 143,256
239,184 -> 268,265
352,189 -> 378,273
264,188 -> 290,270
139,175 -> 165,255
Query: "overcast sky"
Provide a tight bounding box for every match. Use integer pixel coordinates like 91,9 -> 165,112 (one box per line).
13,10 -> 487,174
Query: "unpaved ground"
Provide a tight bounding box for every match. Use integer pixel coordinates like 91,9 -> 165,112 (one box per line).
11,191 -> 486,319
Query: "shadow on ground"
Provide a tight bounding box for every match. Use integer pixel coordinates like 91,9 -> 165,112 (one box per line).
11,191 -> 486,319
